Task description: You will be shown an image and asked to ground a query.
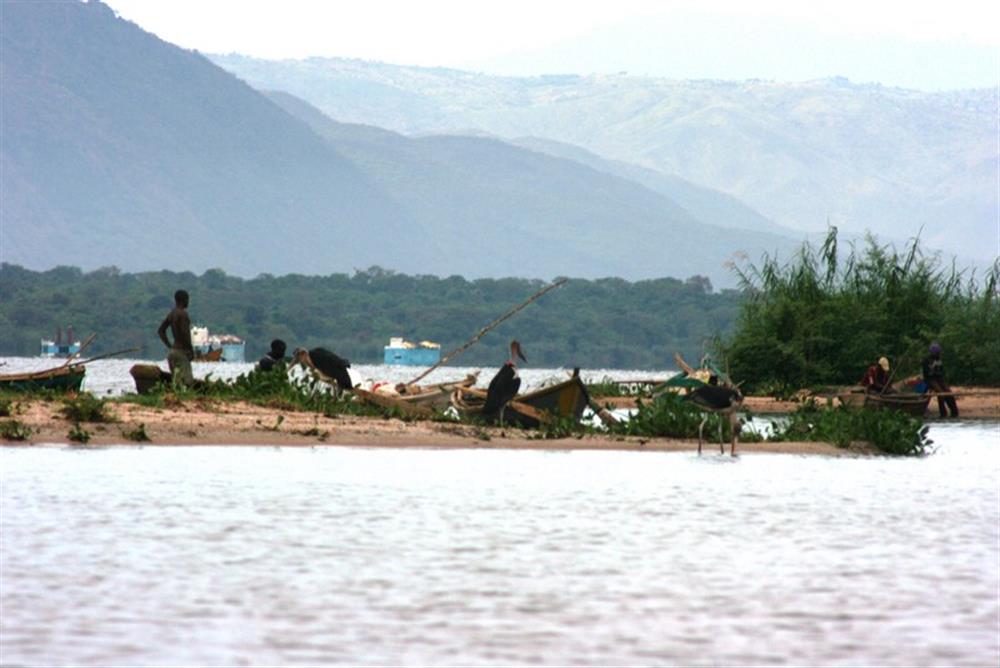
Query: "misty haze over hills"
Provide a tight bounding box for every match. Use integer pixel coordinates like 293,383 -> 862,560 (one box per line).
212,55 -> 998,263
1,0 -> 807,287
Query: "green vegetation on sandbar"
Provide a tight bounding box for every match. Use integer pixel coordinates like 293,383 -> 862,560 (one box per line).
772,403 -> 932,457
717,228 -> 999,393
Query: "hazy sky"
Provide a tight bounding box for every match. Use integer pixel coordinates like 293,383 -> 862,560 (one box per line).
104,0 -> 999,89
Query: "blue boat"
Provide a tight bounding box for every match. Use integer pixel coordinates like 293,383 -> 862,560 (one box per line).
40,339 -> 82,358
384,337 -> 441,366
40,327 -> 82,358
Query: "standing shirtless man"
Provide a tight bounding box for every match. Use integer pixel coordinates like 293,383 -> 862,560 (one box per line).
157,289 -> 194,387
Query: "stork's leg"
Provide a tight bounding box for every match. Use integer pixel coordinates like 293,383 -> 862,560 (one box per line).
718,417 -> 725,454
730,412 -> 739,457
698,415 -> 707,455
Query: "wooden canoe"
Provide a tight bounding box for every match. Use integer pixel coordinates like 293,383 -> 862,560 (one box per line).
864,392 -> 931,416
356,373 -> 479,417
839,389 -> 930,416
451,374 -> 590,428
0,364 -> 86,392
390,373 -> 479,409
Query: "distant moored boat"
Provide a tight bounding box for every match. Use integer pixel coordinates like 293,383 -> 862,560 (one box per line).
383,337 -> 441,366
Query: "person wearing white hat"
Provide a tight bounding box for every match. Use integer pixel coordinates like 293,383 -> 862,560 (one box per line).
861,356 -> 892,394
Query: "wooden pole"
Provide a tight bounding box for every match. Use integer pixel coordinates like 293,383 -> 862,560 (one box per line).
74,347 -> 142,365
58,333 -> 96,368
406,278 -> 568,386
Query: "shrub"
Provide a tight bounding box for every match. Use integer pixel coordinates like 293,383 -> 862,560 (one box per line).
773,403 -> 931,456
61,394 -> 113,423
67,422 -> 91,443
121,423 -> 151,442
0,419 -> 32,441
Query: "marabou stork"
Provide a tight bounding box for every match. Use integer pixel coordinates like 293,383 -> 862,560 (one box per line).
685,384 -> 743,456
483,340 -> 527,423
293,347 -> 354,395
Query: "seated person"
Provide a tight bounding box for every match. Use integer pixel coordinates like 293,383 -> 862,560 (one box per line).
861,356 -> 893,393
257,339 -> 287,372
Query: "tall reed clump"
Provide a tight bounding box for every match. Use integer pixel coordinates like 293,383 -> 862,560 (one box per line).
773,403 -> 932,456
718,227 -> 999,393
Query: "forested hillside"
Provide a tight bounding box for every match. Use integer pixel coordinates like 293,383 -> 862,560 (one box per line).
0,264 -> 738,369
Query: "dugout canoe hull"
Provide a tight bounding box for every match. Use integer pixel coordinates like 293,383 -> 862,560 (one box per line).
451,375 -> 590,429
0,365 -> 86,392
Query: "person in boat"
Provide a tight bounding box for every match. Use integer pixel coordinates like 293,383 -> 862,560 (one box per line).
157,289 -> 194,387
257,339 -> 287,372
861,356 -> 893,394
922,342 -> 959,418
483,340 -> 527,422
292,347 -> 353,395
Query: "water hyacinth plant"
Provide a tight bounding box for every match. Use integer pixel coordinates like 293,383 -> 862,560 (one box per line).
772,402 -> 932,456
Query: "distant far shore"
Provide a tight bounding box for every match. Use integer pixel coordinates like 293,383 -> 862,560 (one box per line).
4,399 -> 869,456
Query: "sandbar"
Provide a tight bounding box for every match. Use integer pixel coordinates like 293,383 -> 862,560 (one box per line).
2,398 -> 874,455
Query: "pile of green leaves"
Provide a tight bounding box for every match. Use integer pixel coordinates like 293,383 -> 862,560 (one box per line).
773,403 -> 932,456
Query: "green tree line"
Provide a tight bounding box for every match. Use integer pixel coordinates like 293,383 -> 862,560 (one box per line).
717,228 -> 1000,390
0,264 -> 737,369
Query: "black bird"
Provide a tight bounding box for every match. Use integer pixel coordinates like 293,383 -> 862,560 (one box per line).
684,384 -> 744,456
293,347 -> 353,395
483,340 -> 527,422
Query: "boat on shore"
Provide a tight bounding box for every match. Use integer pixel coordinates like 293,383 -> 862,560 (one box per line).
451,372 -> 590,428
355,374 -> 479,417
839,389 -> 931,416
0,364 -> 86,392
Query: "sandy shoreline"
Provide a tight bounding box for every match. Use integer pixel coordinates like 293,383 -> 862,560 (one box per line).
598,386 -> 1000,419
1,399 -> 875,456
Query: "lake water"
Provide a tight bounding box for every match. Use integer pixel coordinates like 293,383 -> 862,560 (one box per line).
2,422 -> 998,666
0,356 -> 668,397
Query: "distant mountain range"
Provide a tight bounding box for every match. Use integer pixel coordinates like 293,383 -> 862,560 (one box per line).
1,1 -> 805,286
212,55 -> 998,262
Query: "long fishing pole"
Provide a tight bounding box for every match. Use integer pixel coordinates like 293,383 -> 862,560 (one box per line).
57,332 -> 97,369
406,278 -> 569,386
72,347 -> 142,365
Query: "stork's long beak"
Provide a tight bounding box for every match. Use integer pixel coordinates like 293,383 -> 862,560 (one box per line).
511,340 -> 527,363
292,348 -> 311,368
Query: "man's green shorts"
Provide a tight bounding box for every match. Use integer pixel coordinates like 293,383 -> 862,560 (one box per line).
167,349 -> 194,387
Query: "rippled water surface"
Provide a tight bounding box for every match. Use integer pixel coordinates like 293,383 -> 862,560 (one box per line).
3,422 -> 998,666
0,356 -> 663,397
